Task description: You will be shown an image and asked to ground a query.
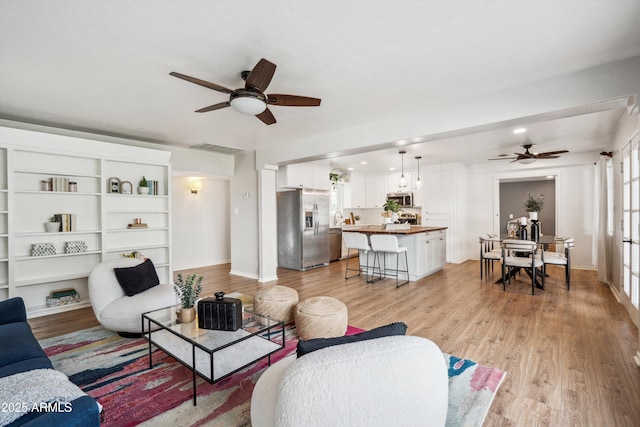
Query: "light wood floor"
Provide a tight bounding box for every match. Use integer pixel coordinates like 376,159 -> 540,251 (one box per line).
29,260 -> 640,426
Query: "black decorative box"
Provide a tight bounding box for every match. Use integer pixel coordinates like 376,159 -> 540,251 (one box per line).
198,292 -> 242,331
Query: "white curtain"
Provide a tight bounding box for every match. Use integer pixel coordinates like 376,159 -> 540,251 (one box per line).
594,157 -> 611,283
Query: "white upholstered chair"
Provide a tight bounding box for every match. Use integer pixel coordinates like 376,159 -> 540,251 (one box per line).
88,258 -> 175,334
479,234 -> 502,279
543,237 -> 574,289
501,239 -> 545,295
250,335 -> 448,427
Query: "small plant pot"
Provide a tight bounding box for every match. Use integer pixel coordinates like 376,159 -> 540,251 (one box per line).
137,187 -> 149,195
45,222 -> 60,233
177,307 -> 195,324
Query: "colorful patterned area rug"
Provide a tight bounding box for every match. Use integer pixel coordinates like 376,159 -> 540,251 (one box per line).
40,323 -> 505,427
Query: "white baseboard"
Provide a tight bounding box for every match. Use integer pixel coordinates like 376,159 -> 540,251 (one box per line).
634,351 -> 640,367
607,281 -> 622,303
229,269 -> 259,280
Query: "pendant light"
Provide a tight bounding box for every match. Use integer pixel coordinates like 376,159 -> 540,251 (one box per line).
398,150 -> 408,188
414,156 -> 422,189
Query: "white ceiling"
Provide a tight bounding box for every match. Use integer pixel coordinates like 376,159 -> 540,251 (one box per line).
1,1 -> 639,170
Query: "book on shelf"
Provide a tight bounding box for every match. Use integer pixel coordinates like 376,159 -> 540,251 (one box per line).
53,213 -> 77,232
127,223 -> 149,229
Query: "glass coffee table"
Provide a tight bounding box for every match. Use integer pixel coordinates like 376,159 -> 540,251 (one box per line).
142,305 -> 285,405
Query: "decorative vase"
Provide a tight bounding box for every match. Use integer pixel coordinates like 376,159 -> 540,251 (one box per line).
45,222 -> 60,233
138,187 -> 149,195
391,212 -> 399,222
528,211 -> 538,221
177,307 -> 195,324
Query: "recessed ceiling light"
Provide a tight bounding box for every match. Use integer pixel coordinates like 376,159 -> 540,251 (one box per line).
360,161 -> 367,165
513,128 -> 527,134
347,167 -> 354,171
389,167 -> 396,171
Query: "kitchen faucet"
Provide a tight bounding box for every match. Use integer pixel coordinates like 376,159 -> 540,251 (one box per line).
333,211 -> 344,226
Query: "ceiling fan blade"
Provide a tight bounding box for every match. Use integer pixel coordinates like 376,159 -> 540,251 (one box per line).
537,150 -> 569,156
245,58 -> 276,92
170,72 -> 235,95
515,152 -> 532,157
256,108 -> 276,125
488,157 -> 517,160
195,101 -> 230,113
267,94 -> 321,107
536,155 -> 561,159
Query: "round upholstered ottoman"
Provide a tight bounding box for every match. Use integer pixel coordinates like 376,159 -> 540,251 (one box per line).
253,286 -> 299,323
295,296 -> 348,340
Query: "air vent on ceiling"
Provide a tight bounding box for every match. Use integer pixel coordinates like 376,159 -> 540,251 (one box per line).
190,143 -> 245,155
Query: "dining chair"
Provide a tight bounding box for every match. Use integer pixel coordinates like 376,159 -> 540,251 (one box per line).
542,237 -> 574,289
370,234 -> 409,288
342,232 -> 377,282
479,234 -> 502,279
501,239 -> 545,295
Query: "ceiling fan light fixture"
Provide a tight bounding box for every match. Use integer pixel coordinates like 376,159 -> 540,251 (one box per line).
230,95 -> 267,115
518,157 -> 536,164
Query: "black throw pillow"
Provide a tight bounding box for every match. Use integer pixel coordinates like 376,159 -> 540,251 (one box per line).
296,322 -> 408,358
114,259 -> 160,297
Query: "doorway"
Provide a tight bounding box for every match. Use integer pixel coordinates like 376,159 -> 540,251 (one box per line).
497,177 -> 557,237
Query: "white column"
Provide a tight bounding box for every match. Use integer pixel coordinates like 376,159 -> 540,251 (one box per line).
258,167 -> 278,282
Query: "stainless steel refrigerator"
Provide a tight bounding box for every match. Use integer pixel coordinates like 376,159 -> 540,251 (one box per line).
277,189 -> 330,271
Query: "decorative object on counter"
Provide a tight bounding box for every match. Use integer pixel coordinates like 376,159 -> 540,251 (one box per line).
31,242 -> 56,256
45,216 -> 61,232
382,199 -> 402,223
398,150 -> 408,188
198,291 -> 243,331
64,240 -> 88,254
174,273 -> 203,323
138,176 -> 149,195
506,221 -> 519,237
354,215 -> 361,224
120,180 -> 132,194
523,192 -> 544,220
46,288 -> 81,307
108,177 -> 121,193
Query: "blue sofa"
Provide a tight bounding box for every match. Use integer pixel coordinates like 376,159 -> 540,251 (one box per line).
0,297 -> 100,426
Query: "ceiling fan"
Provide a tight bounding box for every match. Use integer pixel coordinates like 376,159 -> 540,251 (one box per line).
489,143 -> 569,164
170,58 -> 321,125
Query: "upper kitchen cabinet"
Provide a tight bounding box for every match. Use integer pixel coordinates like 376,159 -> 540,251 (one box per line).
346,172 -> 366,208
278,164 -> 331,191
365,174 -> 388,208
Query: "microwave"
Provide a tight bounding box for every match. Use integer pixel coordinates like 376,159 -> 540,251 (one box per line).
386,192 -> 413,208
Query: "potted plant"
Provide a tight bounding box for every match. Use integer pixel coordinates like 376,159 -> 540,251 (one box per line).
523,193 -> 544,220
382,199 -> 402,223
138,176 -> 149,195
174,273 -> 203,323
45,216 -> 60,233
329,172 -> 340,189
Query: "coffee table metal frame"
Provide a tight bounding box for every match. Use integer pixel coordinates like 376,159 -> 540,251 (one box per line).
142,306 -> 285,405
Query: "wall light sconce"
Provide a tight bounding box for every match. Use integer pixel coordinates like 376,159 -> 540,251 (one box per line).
190,181 -> 203,194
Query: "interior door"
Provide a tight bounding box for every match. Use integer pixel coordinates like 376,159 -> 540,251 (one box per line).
621,134 -> 639,326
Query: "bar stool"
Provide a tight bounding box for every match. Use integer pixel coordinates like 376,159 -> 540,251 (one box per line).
342,232 -> 380,282
370,234 -> 409,288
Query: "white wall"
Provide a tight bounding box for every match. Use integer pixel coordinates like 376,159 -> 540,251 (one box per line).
171,176 -> 230,270
229,151 -> 260,279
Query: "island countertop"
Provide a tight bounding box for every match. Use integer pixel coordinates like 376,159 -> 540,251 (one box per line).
347,225 -> 448,235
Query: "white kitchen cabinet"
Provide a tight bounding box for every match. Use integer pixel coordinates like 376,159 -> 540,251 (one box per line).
278,164 -> 330,190
414,230 -> 446,277
365,174 -> 388,208
347,172 -> 366,208
0,126 -> 172,317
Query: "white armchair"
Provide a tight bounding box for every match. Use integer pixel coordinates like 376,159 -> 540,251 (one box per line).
88,258 -> 175,334
251,335 -> 448,427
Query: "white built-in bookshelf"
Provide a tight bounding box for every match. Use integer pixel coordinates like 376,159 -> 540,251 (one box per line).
0,127 -> 172,317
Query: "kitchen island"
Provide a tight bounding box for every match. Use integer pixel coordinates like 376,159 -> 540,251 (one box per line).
347,225 -> 447,281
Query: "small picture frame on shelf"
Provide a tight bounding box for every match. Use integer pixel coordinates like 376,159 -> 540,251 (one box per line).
120,181 -> 132,194
108,177 -> 120,193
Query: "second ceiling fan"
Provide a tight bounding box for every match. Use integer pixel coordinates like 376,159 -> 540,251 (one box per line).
489,143 -> 569,163
170,58 -> 321,125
